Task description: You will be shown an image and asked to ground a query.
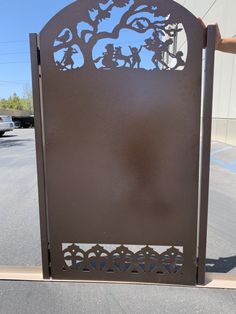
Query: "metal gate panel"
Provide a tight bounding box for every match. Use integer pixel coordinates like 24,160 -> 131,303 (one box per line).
30,0 -> 215,285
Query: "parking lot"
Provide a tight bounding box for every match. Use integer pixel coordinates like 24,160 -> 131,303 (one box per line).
0,129 -> 41,266
0,128 -> 235,273
0,129 -> 236,313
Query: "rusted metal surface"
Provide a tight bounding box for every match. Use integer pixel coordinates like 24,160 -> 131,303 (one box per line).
30,0 -> 215,285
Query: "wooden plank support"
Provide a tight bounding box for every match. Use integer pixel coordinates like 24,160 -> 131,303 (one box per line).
0,267 -> 43,281
0,268 -> 235,289
202,273 -> 236,289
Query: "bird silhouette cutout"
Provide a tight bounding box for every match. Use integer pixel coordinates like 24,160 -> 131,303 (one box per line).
165,27 -> 183,37
56,30 -> 70,43
136,21 -> 146,30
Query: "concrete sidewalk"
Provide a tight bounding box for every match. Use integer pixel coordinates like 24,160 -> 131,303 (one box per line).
0,280 -> 236,314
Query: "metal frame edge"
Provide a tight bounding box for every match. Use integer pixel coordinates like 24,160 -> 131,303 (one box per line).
29,33 -> 50,279
197,25 -> 217,285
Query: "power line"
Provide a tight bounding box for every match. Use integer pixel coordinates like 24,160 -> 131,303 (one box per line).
178,0 -> 218,51
0,40 -> 28,44
0,61 -> 30,65
202,0 -> 217,19
0,80 -> 28,85
0,52 -> 30,56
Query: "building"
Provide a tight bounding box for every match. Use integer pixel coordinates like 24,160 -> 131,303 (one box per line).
177,0 -> 236,145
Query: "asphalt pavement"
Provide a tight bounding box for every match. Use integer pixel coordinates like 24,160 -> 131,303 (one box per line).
207,141 -> 236,274
0,129 -> 41,266
0,129 -> 235,314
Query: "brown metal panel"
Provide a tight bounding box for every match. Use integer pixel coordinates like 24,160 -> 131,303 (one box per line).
198,25 -> 216,285
29,34 -> 50,279
33,0 -> 208,285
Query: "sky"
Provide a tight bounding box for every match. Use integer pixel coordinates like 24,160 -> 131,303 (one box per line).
0,0 -> 73,98
0,0 -> 185,99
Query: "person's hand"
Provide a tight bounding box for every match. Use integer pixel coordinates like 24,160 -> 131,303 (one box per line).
198,19 -> 236,53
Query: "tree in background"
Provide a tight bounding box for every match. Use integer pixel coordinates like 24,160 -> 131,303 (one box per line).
23,86 -> 33,113
0,90 -> 33,113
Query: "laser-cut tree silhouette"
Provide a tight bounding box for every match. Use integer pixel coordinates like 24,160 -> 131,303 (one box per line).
53,0 -> 184,70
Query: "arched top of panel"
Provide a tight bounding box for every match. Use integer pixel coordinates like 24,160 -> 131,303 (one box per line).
39,0 -> 205,72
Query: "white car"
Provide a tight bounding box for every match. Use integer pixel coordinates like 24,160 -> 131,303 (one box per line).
0,116 -> 15,137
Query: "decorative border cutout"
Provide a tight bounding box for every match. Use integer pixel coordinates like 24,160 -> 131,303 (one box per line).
62,243 -> 184,275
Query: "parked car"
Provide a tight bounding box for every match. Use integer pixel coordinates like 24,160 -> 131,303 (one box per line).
12,115 -> 34,128
0,115 -> 15,137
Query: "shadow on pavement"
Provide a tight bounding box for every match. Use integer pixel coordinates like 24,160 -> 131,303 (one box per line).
206,256 -> 236,273
0,139 -> 33,148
